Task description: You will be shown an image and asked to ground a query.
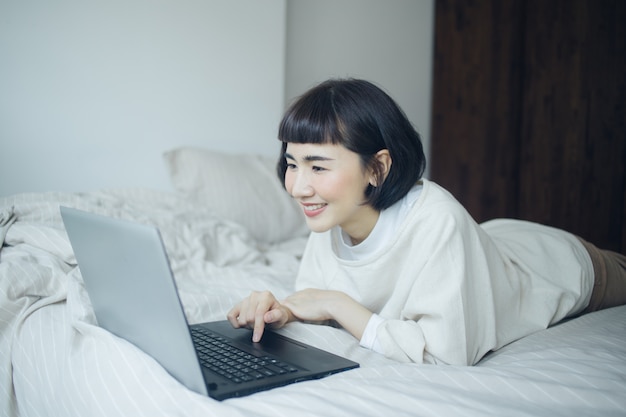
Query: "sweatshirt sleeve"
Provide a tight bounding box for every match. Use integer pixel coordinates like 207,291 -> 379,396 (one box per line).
375,210 -> 499,365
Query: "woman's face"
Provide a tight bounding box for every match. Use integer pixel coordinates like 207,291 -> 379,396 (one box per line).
284,142 -> 380,244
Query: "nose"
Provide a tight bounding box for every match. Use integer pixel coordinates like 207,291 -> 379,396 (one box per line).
288,170 -> 314,199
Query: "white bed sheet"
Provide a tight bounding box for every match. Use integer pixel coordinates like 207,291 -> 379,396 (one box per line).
2,190 -> 626,417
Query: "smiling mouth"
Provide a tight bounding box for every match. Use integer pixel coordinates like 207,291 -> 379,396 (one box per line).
303,203 -> 326,211
301,203 -> 327,217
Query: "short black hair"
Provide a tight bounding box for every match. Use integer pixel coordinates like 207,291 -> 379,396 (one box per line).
277,78 -> 426,210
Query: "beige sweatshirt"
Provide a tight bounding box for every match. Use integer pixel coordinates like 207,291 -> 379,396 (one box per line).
295,179 -> 593,365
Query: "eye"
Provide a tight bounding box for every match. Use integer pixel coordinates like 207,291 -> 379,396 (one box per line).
312,165 -> 326,172
286,162 -> 297,170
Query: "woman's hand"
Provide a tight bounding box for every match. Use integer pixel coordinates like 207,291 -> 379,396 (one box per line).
227,291 -> 294,342
228,289 -> 374,343
283,289 -> 373,340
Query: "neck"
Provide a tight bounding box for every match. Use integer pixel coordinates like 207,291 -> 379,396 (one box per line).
342,206 -> 380,245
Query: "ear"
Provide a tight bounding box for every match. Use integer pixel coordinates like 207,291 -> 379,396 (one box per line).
369,149 -> 392,187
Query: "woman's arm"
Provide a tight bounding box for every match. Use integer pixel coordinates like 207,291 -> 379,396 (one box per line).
282,289 -> 373,340
227,289 -> 373,343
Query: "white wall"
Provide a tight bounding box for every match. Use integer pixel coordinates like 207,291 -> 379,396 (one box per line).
0,0 -> 434,196
0,0 -> 286,195
285,0 -> 434,174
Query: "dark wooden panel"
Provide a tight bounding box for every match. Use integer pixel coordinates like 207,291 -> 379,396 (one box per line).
519,0 -> 626,251
430,0 -> 524,223
431,0 -> 626,252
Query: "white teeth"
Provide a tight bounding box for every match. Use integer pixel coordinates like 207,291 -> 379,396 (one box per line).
304,204 -> 325,211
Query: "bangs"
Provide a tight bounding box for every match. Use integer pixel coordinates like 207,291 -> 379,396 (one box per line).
278,87 -> 345,145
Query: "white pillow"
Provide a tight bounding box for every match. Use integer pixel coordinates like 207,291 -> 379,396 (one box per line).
164,147 -> 308,244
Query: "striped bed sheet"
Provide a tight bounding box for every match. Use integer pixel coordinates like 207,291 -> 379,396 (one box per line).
2,190 -> 625,417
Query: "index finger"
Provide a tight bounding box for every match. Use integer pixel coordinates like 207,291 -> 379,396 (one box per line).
252,315 -> 265,342
252,291 -> 283,342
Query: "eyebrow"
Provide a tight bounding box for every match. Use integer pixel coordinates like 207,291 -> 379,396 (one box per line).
284,152 -> 335,162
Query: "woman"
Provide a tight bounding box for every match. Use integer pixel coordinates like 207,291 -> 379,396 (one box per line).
227,78 -> 626,365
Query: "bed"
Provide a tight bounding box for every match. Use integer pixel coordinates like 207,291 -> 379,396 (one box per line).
2,147 -> 625,417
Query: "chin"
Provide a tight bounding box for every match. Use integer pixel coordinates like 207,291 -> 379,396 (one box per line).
304,219 -> 334,234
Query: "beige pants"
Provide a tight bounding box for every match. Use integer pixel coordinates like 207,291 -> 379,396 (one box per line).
577,237 -> 626,314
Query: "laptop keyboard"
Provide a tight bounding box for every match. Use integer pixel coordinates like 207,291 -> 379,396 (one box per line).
191,327 -> 299,384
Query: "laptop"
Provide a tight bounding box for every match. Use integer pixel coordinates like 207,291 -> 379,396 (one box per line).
60,206 -> 358,401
